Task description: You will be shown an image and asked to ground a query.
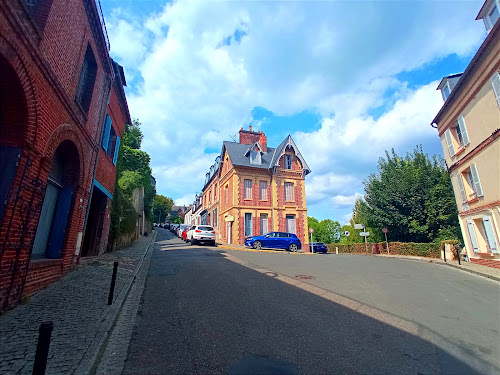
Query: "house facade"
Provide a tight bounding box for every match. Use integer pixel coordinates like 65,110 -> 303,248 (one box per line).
432,0 -> 500,268
200,127 -> 311,248
0,0 -> 123,311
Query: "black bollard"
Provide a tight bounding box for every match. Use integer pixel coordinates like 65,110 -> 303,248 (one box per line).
33,321 -> 53,375
108,261 -> 119,305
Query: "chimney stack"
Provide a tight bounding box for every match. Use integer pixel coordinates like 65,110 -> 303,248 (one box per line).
238,126 -> 267,152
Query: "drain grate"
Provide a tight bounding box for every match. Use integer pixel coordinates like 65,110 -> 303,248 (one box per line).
295,275 -> 315,280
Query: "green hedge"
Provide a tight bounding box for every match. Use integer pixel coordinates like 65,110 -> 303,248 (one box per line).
326,242 -> 441,258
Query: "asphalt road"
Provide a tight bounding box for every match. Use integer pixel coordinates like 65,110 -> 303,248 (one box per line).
123,229 -> 499,375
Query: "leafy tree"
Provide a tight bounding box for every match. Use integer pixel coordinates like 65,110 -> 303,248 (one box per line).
173,216 -> 183,224
153,195 -> 174,223
356,146 -> 460,243
122,119 -> 143,150
308,217 -> 342,244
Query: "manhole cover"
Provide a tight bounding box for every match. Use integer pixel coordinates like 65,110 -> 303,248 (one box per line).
295,275 -> 315,280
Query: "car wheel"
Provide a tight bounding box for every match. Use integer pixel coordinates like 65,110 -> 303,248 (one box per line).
289,243 -> 298,252
211,241 -> 216,247
191,238 -> 197,245
253,241 -> 262,249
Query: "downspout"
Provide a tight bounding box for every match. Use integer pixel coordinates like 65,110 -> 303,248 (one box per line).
271,167 -> 275,232
78,73 -> 114,262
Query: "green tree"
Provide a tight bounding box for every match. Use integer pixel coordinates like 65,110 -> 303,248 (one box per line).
122,118 -> 144,150
308,217 -> 342,244
153,195 -> 174,223
357,146 -> 460,242
173,216 -> 183,224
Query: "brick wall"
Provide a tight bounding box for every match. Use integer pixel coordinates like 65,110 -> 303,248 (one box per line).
0,0 -> 114,311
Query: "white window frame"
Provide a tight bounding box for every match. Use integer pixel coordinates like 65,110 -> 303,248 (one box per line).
484,0 -> 500,32
491,72 -> 500,108
260,181 -> 267,200
244,179 -> 252,199
260,213 -> 268,235
444,129 -> 455,157
441,81 -> 451,101
285,182 -> 294,201
467,220 -> 480,253
482,216 -> 499,253
244,213 -> 253,237
250,150 -> 261,165
284,154 -> 292,169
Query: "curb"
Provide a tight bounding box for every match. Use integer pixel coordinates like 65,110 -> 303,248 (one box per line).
440,262 -> 500,282
74,231 -> 157,375
218,245 -> 315,255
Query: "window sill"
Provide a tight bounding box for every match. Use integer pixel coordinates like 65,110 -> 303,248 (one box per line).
455,146 -> 466,156
474,252 -> 496,256
467,197 -> 479,204
244,199 -> 253,201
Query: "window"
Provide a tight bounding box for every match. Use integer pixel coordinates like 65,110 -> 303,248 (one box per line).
286,215 -> 296,234
25,0 -> 53,30
101,115 -> 120,165
209,191 -> 211,203
284,154 -> 292,169
225,185 -> 229,204
285,182 -> 294,201
214,209 -> 217,227
491,72 -> 500,108
444,115 -> 469,157
482,216 -> 499,253
214,185 -> 217,200
260,181 -> 267,200
484,1 -> 499,31
244,213 -> 252,237
260,214 -> 268,235
441,83 -> 451,101
76,45 -> 98,113
250,150 -> 261,165
467,221 -> 480,253
244,179 -> 252,199
459,164 -> 483,204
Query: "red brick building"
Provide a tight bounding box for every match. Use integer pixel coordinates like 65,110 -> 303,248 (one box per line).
201,127 -> 311,248
0,0 -> 124,311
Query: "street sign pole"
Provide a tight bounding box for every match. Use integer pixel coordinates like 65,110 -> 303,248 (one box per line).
309,227 -> 314,253
384,232 -> 389,254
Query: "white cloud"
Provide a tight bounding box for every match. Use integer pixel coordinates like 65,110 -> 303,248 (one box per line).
104,0 -> 485,218
332,193 -> 364,207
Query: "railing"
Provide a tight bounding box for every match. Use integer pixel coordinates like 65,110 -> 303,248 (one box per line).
96,0 -> 110,51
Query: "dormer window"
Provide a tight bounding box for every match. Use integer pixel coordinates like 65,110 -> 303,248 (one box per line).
484,0 -> 499,31
284,154 -> 292,169
250,150 -> 261,165
442,84 -> 451,101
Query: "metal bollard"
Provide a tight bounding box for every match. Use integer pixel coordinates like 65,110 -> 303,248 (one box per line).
335,247 -> 338,255
33,321 -> 53,375
108,261 -> 119,305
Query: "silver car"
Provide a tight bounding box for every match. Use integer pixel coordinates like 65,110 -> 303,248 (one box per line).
177,224 -> 191,238
188,225 -> 216,246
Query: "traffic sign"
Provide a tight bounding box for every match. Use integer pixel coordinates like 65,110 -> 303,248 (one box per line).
360,231 -> 370,237
382,227 -> 389,234
344,231 -> 350,236
309,228 -> 314,233
354,224 -> 364,230
333,231 -> 341,240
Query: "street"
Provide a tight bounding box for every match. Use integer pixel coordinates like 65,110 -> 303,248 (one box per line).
122,229 -> 499,375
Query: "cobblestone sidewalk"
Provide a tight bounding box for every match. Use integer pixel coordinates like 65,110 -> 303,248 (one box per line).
0,233 -> 156,375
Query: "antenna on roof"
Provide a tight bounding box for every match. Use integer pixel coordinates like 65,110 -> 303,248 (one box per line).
229,134 -> 237,142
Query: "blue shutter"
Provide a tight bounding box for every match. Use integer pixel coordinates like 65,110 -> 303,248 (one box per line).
113,136 -> 120,165
101,115 -> 111,152
0,145 -> 21,222
46,187 -> 73,259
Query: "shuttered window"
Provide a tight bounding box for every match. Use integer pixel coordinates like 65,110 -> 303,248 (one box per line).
457,115 -> 469,147
260,181 -> 267,200
286,215 -> 296,234
225,185 -> 229,204
482,217 -> 499,253
491,72 -> 500,108
467,221 -> 480,253
76,45 -> 98,113
285,182 -> 294,201
456,174 -> 467,203
444,130 -> 455,157
101,115 -> 112,151
244,213 -> 252,237
113,136 -> 120,165
469,164 -> 484,197
284,154 -> 292,169
244,179 -> 252,199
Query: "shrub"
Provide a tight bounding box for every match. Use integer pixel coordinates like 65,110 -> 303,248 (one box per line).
326,241 -> 441,258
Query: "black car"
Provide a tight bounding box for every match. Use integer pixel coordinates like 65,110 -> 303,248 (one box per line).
310,242 -> 327,253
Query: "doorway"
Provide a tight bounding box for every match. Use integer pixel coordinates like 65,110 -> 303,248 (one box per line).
81,187 -> 108,257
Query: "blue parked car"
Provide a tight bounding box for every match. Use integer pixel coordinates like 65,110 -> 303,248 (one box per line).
245,232 -> 302,252
309,242 -> 327,253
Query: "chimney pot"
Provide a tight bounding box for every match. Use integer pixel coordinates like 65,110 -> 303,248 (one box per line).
249,125 -> 252,131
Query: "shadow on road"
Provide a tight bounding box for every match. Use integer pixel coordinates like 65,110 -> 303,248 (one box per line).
126,231 -> 496,375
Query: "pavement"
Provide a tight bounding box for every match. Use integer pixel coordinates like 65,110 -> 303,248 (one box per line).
0,232 -> 156,375
124,229 -> 499,375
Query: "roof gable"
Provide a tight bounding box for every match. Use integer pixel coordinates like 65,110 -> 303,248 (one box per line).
270,135 -> 311,175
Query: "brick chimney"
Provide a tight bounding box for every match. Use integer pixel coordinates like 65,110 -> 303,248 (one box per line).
238,127 -> 267,152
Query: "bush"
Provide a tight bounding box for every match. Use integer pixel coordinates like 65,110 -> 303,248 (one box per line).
326,241 -> 441,258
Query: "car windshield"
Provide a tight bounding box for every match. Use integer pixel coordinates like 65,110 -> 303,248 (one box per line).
198,226 -> 213,231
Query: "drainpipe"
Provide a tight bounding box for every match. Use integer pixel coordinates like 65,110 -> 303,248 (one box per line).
271,168 -> 275,232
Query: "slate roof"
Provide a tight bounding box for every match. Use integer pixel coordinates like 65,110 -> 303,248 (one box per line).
222,135 -> 311,175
